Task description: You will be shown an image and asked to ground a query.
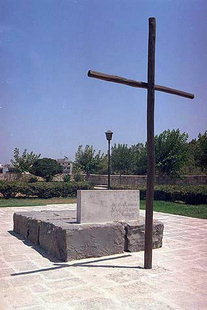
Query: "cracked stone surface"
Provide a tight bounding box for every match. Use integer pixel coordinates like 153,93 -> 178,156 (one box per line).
13,211 -> 163,261
0,204 -> 206,309
124,219 -> 163,252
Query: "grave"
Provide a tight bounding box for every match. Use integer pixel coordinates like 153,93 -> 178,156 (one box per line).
13,190 -> 164,261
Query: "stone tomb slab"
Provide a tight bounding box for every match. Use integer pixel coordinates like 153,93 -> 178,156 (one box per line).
77,190 -> 140,223
13,211 -> 125,261
13,210 -> 163,262
124,219 -> 164,252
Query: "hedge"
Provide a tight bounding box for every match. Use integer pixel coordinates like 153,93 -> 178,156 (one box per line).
0,181 -> 92,199
0,181 -> 206,204
153,185 -> 207,205
0,181 -> 20,199
112,184 -> 207,205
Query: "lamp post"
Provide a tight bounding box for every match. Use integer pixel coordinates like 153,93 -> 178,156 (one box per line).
105,130 -> 113,190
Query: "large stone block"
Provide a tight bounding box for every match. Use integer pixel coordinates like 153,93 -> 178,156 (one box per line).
65,222 -> 125,261
38,220 -> 68,261
124,217 -> 164,252
13,211 -> 126,261
13,210 -> 76,245
38,220 -> 125,261
13,210 -> 164,262
13,212 -> 34,239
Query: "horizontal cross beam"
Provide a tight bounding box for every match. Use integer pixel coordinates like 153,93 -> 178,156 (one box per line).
88,70 -> 194,99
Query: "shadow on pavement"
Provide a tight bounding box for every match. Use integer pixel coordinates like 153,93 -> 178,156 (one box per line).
10,254 -> 143,277
9,230 -> 61,263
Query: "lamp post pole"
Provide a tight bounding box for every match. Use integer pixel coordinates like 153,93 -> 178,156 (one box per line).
105,130 -> 113,190
107,139 -> 111,189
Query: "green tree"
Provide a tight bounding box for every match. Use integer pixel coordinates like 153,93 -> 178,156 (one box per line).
96,154 -> 108,174
74,145 -> 104,176
111,144 -> 133,176
194,131 -> 207,172
31,158 -> 63,181
11,148 -> 41,173
155,129 -> 189,177
184,138 -> 198,174
130,143 -> 147,174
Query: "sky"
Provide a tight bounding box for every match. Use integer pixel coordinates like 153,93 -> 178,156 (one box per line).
1,0 -> 207,164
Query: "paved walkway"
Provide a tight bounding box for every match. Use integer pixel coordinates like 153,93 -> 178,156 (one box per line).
0,204 -> 206,309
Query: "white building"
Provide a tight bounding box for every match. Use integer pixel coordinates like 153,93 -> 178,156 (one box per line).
56,158 -> 73,175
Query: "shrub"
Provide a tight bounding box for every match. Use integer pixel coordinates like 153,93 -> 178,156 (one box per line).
0,180 -> 92,199
63,175 -> 71,182
0,181 -> 20,198
28,176 -> 38,183
112,184 -> 207,205
30,181 -> 92,198
17,183 -> 36,197
74,174 -> 85,182
31,158 -> 63,181
155,185 -> 207,205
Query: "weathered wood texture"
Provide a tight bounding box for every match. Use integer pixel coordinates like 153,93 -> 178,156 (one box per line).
87,17 -> 195,270
88,71 -> 194,99
144,17 -> 156,269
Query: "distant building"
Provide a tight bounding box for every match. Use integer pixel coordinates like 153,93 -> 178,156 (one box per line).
0,164 -> 14,173
0,164 -> 18,173
57,158 -> 73,175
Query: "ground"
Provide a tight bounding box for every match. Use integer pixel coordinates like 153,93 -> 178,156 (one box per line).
0,204 -> 206,309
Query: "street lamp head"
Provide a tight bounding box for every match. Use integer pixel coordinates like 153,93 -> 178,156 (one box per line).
105,130 -> 113,141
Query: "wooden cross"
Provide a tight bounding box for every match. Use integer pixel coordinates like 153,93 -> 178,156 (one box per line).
87,17 -> 194,269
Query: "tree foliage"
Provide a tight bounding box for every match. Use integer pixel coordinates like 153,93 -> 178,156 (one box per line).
74,145 -> 105,175
96,154 -> 108,174
194,131 -> 207,172
154,129 -> 189,177
111,144 -> 133,175
11,148 -> 41,173
130,143 -> 147,174
30,158 -> 63,181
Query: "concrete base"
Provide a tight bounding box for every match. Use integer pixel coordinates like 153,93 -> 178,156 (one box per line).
13,210 -> 164,261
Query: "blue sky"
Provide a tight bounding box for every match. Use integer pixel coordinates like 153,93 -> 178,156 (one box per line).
1,0 -> 206,163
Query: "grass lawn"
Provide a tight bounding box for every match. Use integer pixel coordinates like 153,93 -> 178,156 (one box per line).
0,197 -> 76,208
140,200 -> 207,219
0,198 -> 206,219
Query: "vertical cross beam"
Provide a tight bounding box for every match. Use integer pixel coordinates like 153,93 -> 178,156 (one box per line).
144,17 -> 156,269
87,17 -> 194,269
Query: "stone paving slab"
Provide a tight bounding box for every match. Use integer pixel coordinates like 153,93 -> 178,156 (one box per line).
0,203 -> 206,309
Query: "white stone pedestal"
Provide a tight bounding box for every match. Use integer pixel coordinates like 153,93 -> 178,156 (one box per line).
77,190 -> 140,224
